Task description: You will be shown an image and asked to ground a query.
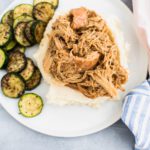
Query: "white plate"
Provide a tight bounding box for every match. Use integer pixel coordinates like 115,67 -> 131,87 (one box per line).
0,0 -> 148,137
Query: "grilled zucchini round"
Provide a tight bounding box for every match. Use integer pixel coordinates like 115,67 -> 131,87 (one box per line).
7,51 -> 27,73
13,15 -> 34,29
14,22 -> 31,47
0,48 -> 8,69
31,21 -> 46,43
20,58 -> 35,81
26,67 -> 42,90
0,23 -> 12,46
13,4 -> 33,19
18,93 -> 43,118
33,2 -> 54,23
1,10 -> 14,26
1,73 -> 25,98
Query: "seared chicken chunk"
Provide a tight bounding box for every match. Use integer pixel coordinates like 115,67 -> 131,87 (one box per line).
73,51 -> 100,71
71,7 -> 88,29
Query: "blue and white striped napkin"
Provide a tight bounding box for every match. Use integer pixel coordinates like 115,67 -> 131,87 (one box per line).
130,1 -> 150,149
122,80 -> 150,150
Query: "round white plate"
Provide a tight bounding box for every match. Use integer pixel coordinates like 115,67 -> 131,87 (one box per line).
0,0 -> 148,137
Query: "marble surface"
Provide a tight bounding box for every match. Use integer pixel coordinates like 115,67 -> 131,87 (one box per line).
0,0 -> 135,150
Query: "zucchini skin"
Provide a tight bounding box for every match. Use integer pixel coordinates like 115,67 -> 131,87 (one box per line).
7,51 -> 27,73
31,20 -> 46,43
25,67 -> 42,90
1,10 -> 14,26
18,93 -> 43,118
33,2 -> 54,23
0,48 -> 8,69
1,73 -> 25,98
13,4 -> 33,19
4,40 -> 17,51
0,23 -> 13,47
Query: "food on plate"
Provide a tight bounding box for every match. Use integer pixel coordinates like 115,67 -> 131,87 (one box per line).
44,7 -> 128,98
1,51 -> 42,98
0,23 -> 12,46
25,67 -> 42,91
7,51 -> 27,73
0,0 -> 59,117
4,40 -> 17,51
1,10 -> 14,26
18,93 -> 43,118
33,2 -> 54,23
33,0 -> 59,8
0,48 -> 8,69
1,52 -> 41,99
1,73 -> 25,98
35,7 -> 128,106
20,58 -> 35,81
13,4 -> 33,19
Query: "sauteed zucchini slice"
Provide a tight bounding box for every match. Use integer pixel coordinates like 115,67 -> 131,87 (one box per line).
31,21 -> 46,43
18,93 -> 43,118
26,67 -> 42,90
13,4 -> 33,19
20,58 -> 35,81
4,40 -> 17,51
13,45 -> 26,53
25,21 -> 36,44
1,73 -> 25,98
1,10 -> 14,26
14,22 -> 31,47
33,0 -> 59,8
33,2 -> 54,23
0,23 -> 12,46
7,51 -> 27,73
0,48 -> 8,69
13,15 -> 33,28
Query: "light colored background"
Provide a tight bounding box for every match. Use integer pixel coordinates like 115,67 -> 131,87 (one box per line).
0,0 -> 134,150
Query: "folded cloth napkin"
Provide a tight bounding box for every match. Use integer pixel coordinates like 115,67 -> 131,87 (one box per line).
122,80 -> 150,150
122,1 -> 150,150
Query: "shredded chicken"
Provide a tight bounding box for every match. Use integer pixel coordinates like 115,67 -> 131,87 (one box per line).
43,7 -> 128,99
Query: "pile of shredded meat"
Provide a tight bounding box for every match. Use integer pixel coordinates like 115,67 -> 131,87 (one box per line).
43,7 -> 128,99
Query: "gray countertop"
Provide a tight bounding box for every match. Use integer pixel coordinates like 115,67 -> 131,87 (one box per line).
0,0 -> 134,150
